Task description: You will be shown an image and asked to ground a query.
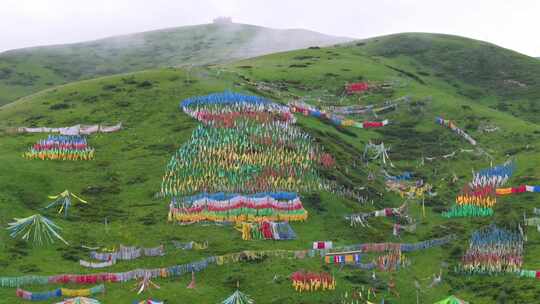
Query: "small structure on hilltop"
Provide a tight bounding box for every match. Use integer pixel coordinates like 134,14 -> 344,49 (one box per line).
213,16 -> 233,24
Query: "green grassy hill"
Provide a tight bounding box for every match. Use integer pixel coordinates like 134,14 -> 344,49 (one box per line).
0,23 -> 351,105
0,37 -> 540,303
358,33 -> 540,124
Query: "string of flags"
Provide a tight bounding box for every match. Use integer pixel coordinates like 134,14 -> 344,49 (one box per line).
346,203 -> 411,228
89,245 -> 165,262
435,117 -> 477,146
496,185 -> 540,195
13,123 -> 122,135
328,96 -> 410,115
0,237 -> 455,288
324,250 -> 408,272
79,259 -> 115,269
290,102 -> 389,129
16,284 -> 104,301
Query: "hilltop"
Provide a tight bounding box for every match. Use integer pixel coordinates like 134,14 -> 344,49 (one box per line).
0,22 -> 351,105
358,33 -> 540,123
0,36 -> 540,303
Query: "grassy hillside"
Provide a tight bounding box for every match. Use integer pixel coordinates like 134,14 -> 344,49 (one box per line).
358,33 -> 540,124
0,23 -> 350,105
0,42 -> 540,303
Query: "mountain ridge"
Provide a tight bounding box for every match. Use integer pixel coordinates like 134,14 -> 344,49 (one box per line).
0,22 -> 352,105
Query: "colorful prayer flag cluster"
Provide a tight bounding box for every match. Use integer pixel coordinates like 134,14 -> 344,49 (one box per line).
443,160 -> 515,218
238,221 -> 296,240
160,123 -> 322,197
290,102 -> 389,129
435,117 -> 477,146
472,160 -> 515,188
290,271 -> 336,292
23,135 -> 95,160
374,250 -> 407,272
457,225 -> 523,275
168,192 -> 308,223
163,92 -> 329,224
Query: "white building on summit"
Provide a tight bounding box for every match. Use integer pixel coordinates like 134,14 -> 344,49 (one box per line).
213,16 -> 233,24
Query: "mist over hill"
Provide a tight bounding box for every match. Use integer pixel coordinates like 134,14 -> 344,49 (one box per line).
0,22 -> 351,105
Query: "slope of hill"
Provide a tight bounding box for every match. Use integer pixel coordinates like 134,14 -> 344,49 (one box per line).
1,41 -> 540,303
358,33 -> 540,123
0,23 -> 351,105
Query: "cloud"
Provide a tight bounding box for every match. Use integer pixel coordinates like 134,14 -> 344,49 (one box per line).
0,0 -> 538,56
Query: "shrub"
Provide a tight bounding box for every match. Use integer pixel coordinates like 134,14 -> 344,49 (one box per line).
49,103 -> 70,110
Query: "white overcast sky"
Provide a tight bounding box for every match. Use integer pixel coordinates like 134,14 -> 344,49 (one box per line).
1,0 -> 539,56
